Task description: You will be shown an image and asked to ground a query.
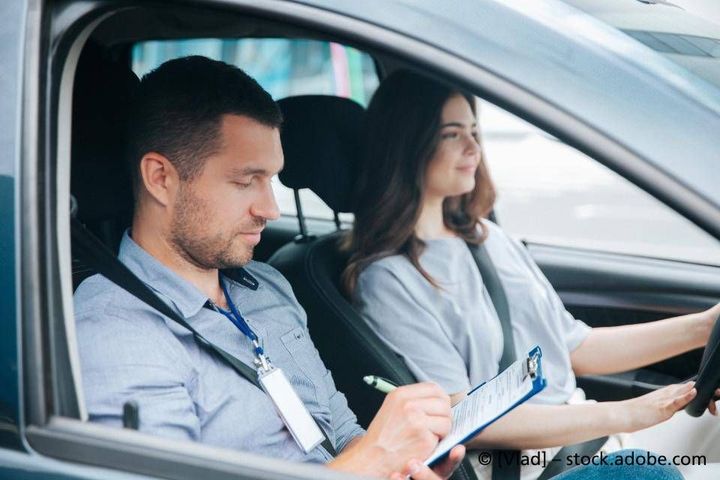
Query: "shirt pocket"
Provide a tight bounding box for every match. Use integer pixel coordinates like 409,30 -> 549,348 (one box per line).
279,326 -> 330,413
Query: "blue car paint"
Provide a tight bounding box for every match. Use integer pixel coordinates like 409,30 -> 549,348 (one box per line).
0,0 -> 24,454
0,176 -> 20,453
0,447 -> 150,480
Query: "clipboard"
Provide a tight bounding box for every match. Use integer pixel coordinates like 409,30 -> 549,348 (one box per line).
425,346 -> 547,467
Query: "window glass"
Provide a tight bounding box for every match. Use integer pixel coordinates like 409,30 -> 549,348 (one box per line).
479,101 -> 720,266
131,38 -> 378,221
132,39 -> 378,104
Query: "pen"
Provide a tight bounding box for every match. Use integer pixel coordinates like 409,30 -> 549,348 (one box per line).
363,375 -> 398,394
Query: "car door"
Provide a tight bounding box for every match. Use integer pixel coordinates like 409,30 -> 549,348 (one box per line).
533,243 -> 720,400
479,102 -> 720,399
17,0 -> 720,478
13,1 -> 384,479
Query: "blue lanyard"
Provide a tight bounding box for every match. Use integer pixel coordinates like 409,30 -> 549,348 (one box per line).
215,277 -> 266,362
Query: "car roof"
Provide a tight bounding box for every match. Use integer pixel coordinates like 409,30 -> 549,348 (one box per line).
562,0 -> 720,89
294,0 -> 720,211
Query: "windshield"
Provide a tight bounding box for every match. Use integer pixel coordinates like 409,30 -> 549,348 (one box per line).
562,0 -> 720,90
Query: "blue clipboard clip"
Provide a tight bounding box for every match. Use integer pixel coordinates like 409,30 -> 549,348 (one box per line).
523,347 -> 541,381
468,345 -> 545,395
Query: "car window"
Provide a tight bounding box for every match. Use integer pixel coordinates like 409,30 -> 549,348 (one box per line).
132,38 -> 378,222
480,100 -> 720,266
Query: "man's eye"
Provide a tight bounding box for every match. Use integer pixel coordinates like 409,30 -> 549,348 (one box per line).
234,180 -> 252,189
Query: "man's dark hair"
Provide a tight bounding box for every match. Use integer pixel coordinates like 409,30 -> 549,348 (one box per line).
128,56 -> 283,197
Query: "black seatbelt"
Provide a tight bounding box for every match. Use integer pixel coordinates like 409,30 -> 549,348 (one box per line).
465,242 -> 520,480
466,243 -> 517,369
71,217 -> 337,456
466,242 -> 607,479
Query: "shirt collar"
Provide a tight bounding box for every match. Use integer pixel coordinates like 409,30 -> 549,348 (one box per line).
117,230 -> 256,319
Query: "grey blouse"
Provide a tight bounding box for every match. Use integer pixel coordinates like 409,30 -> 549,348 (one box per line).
355,220 -> 591,404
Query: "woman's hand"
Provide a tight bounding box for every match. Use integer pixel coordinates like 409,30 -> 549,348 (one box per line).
698,302 -> 720,346
620,382 -> 696,432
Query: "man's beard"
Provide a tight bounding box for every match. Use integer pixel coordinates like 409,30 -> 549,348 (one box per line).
169,185 -> 264,270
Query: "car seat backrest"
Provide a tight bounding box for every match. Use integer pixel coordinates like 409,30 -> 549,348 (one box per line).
269,95 -> 420,427
270,96 -> 480,480
71,41 -> 139,288
278,95 -> 363,215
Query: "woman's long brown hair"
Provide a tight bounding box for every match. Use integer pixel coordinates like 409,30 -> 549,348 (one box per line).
342,70 -> 496,297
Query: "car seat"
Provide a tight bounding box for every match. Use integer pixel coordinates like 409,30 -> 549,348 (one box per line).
269,95 -> 420,425
70,41 -> 139,289
268,95 -> 480,480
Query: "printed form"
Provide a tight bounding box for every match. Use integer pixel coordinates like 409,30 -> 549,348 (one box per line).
425,358 -> 535,465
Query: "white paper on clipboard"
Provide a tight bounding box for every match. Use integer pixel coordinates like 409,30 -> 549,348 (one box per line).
424,348 -> 544,466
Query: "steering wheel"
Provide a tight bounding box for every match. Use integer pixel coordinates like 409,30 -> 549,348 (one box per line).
686,312 -> 720,417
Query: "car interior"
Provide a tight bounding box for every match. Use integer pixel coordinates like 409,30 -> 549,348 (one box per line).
43,2 -> 720,479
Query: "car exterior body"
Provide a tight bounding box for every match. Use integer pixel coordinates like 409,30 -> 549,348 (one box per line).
1,0 -> 719,478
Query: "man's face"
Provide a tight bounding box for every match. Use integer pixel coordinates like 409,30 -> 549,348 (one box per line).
169,114 -> 282,270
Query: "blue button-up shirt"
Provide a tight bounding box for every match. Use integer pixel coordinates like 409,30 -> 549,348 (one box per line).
74,232 -> 364,463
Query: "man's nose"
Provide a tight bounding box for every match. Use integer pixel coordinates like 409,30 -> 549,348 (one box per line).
251,184 -> 281,221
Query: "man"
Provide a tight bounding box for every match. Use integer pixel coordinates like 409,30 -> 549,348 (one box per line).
74,56 -> 463,479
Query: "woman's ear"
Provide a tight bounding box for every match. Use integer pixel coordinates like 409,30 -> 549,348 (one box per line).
138,152 -> 179,207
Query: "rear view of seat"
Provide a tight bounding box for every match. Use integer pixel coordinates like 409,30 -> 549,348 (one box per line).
269,95 -> 420,429
270,95 -> 479,480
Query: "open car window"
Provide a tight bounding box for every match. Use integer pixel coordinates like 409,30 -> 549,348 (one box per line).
34,7 -> 388,477
479,100 -> 720,266
131,38 -> 378,222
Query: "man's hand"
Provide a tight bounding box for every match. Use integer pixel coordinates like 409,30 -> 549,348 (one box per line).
390,445 -> 466,480
329,383 -> 453,477
364,382 -> 452,475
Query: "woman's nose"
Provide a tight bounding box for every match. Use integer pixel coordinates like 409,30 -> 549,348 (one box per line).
464,133 -> 480,156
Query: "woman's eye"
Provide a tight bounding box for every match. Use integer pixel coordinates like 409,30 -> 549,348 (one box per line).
441,131 -> 459,140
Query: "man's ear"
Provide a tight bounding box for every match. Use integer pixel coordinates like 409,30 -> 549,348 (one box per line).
139,152 -> 179,207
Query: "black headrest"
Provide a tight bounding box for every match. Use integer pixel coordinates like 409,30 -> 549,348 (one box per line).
277,95 -> 364,213
71,41 -> 139,224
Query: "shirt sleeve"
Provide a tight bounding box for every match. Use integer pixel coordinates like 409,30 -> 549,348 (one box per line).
355,263 -> 472,395
77,305 -> 201,441
263,262 -> 366,453
510,237 -> 592,352
323,369 -> 366,451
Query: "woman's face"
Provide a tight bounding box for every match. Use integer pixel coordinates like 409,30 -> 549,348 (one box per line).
424,94 -> 481,200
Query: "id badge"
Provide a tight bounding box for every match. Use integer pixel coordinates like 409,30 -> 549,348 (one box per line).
258,366 -> 325,453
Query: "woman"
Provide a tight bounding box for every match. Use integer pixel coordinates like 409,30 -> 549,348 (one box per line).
343,69 -> 720,479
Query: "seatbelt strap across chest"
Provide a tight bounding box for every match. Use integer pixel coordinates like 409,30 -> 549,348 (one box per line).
466,241 -> 520,480
71,217 -> 337,456
466,240 -> 607,480
465,242 -> 517,367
